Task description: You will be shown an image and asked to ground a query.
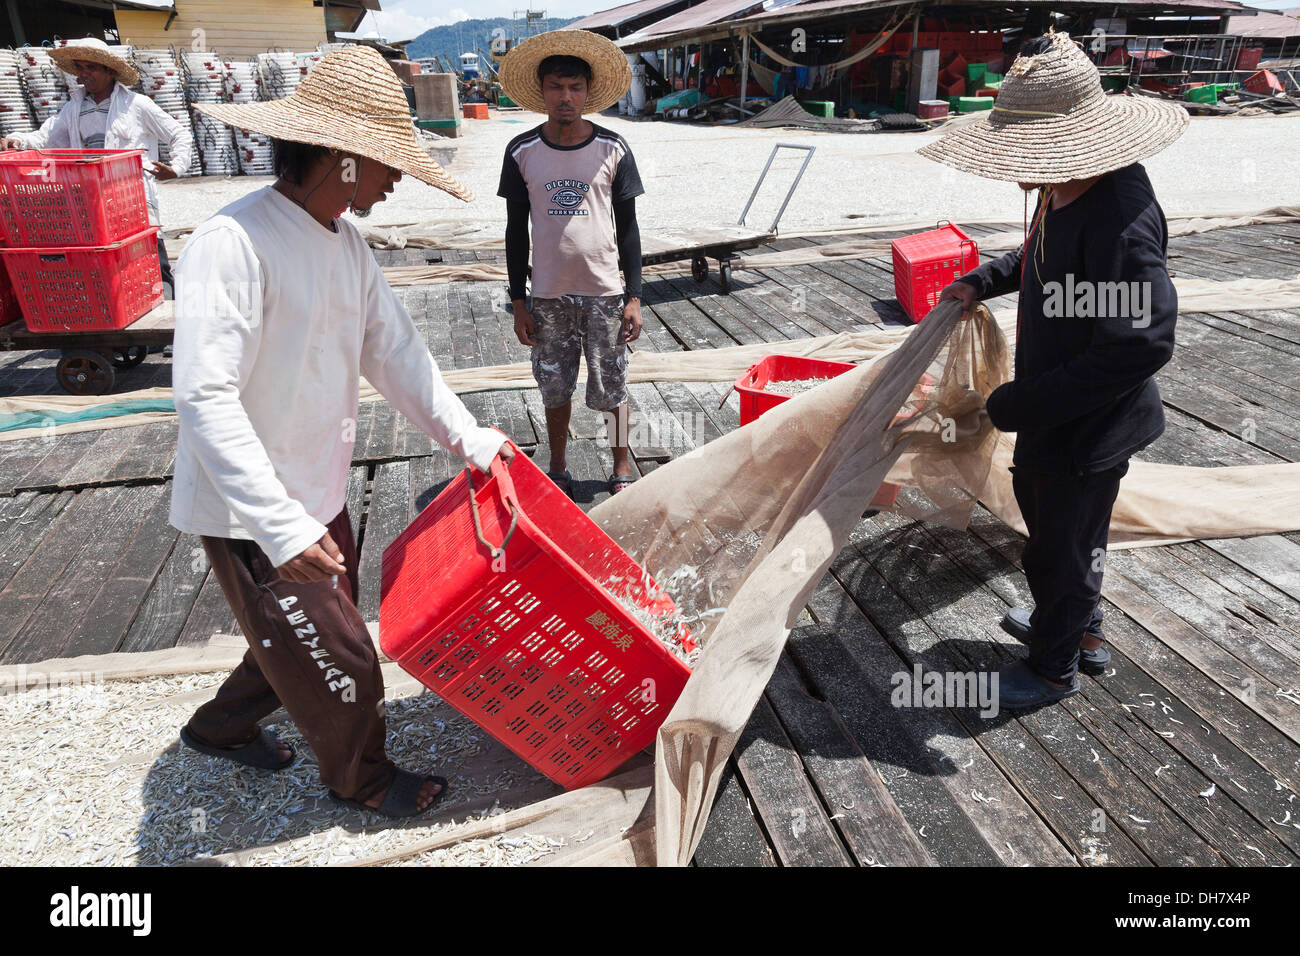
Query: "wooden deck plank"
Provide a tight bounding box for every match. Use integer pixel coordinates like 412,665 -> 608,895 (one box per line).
690,758 -> 778,867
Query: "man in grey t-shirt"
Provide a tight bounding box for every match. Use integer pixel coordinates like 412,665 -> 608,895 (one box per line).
498,41 -> 643,497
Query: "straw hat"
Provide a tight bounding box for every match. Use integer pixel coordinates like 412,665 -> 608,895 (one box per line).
193,45 -> 472,201
918,31 -> 1189,184
499,29 -> 631,115
51,37 -> 140,87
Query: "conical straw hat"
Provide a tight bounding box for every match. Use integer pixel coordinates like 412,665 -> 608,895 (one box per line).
499,29 -> 631,115
51,37 -> 140,87
193,45 -> 472,201
918,31 -> 1189,184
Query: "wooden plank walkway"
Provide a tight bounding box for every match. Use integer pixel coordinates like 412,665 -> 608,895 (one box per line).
1,221 -> 1298,866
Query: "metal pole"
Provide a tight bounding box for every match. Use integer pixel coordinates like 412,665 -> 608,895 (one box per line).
911,10 -> 919,50
740,31 -> 749,107
6,0 -> 26,46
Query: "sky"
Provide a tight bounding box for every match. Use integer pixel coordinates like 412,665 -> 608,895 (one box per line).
355,1 -> 598,43
354,0 -> 1300,43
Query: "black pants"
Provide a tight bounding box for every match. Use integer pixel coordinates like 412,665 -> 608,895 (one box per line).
156,234 -> 173,296
1012,461 -> 1128,683
188,506 -> 397,802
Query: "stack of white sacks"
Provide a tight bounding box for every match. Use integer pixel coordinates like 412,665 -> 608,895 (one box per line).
182,50 -> 237,177
224,59 -> 272,175
0,50 -> 35,136
133,48 -> 200,176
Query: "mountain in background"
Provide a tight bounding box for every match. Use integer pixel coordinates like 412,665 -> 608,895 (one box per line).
404,17 -> 583,67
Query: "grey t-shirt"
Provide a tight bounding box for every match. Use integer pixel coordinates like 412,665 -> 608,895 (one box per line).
497,123 -> 644,299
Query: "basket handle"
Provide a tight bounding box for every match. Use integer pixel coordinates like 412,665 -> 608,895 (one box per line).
465,457 -> 518,560
959,238 -> 977,272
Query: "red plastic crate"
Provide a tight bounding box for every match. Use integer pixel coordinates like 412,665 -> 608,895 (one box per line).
892,222 -> 978,322
734,354 -> 858,426
1244,70 -> 1283,96
735,355 -> 929,509
379,444 -> 694,790
0,264 -> 20,325
0,225 -> 162,333
0,148 -> 149,247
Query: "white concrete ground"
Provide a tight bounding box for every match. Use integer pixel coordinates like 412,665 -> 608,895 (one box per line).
158,109 -> 1300,242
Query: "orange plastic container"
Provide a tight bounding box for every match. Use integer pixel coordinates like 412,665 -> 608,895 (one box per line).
379,443 -> 694,790
463,102 -> 490,119
892,222 -> 978,322
0,225 -> 161,332
0,149 -> 149,247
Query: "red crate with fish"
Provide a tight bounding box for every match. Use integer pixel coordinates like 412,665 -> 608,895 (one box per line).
379,441 -> 695,790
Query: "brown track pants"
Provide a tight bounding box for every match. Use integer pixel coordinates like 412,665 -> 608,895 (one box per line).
186,506 -> 396,803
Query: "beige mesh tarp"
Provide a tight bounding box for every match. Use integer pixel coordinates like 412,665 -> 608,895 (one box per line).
5,301 -> 1300,866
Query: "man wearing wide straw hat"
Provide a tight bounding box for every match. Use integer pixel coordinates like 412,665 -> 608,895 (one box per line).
1,37 -> 192,289
924,32 -> 1186,708
497,30 -> 645,497
170,45 -> 513,817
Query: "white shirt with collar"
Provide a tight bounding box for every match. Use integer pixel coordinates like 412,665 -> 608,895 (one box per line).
15,81 -> 194,225
169,186 -> 505,567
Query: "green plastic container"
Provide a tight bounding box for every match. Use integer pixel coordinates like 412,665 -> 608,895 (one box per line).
498,93 -> 516,107
966,63 -> 987,85
799,99 -> 834,118
948,95 -> 962,110
1185,82 -> 1238,104
957,95 -> 995,112
655,88 -> 702,112
1100,75 -> 1127,93
983,71 -> 1003,84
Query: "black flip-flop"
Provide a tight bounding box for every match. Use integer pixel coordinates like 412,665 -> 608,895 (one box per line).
330,768 -> 448,819
180,724 -> 295,772
546,469 -> 574,500
608,473 -> 636,494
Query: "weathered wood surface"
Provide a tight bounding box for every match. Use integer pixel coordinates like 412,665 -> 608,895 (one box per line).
1,223 -> 1298,866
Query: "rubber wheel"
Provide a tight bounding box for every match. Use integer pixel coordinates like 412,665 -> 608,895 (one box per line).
691,254 -> 708,283
111,345 -> 147,369
878,112 -> 923,130
57,349 -> 116,396
719,260 -> 733,294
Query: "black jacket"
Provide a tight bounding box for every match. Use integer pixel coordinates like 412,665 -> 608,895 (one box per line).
960,163 -> 1178,474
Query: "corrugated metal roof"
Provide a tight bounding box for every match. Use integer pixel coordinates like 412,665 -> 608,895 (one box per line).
567,0 -> 690,31
620,0 -> 766,42
1228,7 -> 1300,37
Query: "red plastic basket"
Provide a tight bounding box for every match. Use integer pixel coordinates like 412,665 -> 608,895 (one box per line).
0,225 -> 162,333
892,222 -> 979,322
734,354 -> 859,426
0,149 -> 149,247
0,264 -> 20,326
379,444 -> 694,790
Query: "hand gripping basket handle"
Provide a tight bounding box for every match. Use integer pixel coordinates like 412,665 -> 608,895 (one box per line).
465,456 -> 519,560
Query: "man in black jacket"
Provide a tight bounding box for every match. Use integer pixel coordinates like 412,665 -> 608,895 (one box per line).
920,31 -> 1189,708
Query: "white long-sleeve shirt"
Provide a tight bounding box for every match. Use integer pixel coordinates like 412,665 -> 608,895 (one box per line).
169,186 -> 505,567
15,81 -> 193,224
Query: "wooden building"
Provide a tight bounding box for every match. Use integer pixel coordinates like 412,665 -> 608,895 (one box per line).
2,0 -> 381,57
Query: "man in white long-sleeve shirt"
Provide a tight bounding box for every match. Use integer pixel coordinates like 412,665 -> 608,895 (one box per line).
1,38 -> 192,289
170,46 -> 512,818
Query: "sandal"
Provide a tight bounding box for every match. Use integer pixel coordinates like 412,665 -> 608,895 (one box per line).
180,724 -> 295,772
546,469 -> 574,499
608,473 -> 636,495
330,768 -> 449,819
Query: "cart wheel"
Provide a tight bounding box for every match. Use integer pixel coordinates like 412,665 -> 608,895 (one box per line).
719,259 -> 733,294
111,346 -> 147,369
691,254 -> 708,283
57,350 -> 116,396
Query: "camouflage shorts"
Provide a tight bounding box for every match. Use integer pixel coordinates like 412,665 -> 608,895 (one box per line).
530,294 -> 628,411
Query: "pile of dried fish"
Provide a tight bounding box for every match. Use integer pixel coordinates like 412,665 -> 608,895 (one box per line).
0,671 -> 559,866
